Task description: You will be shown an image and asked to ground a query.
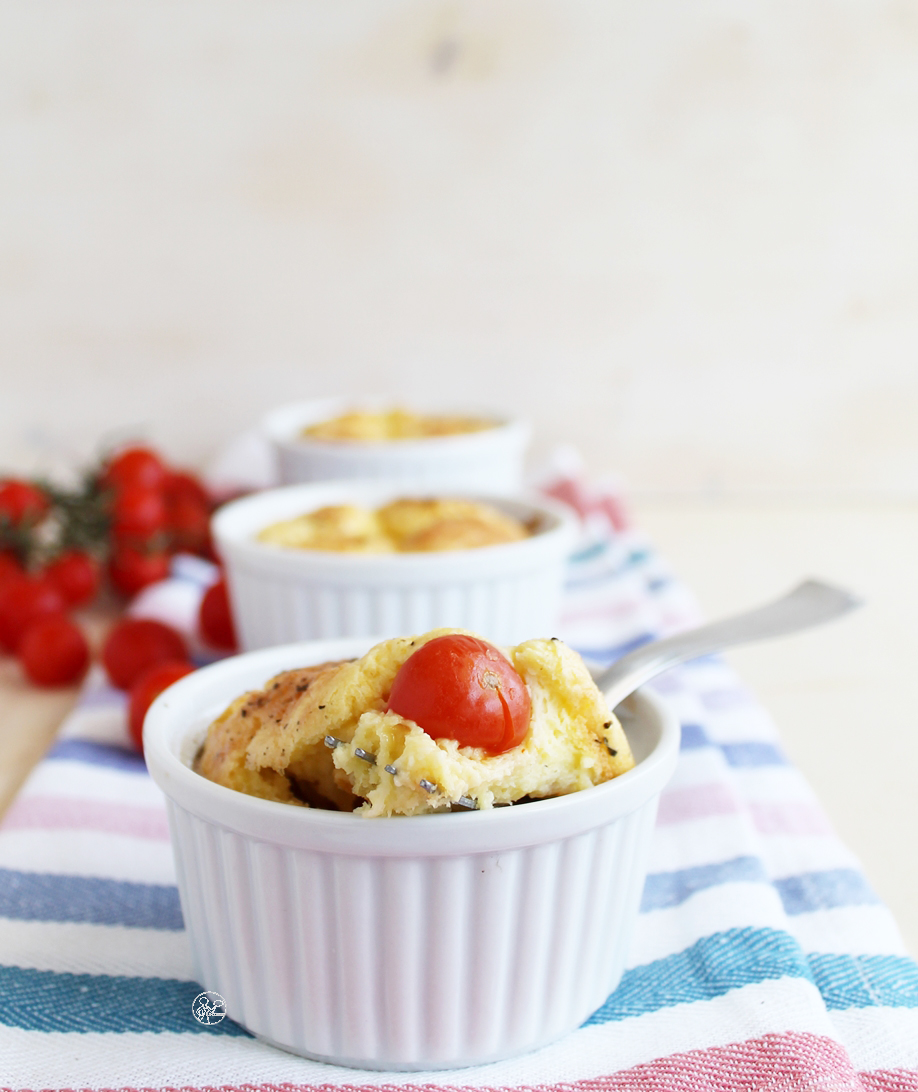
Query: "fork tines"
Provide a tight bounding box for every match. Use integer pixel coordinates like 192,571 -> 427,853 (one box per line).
321,735 -> 479,809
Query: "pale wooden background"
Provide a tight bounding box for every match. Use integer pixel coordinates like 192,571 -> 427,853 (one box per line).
2,0 -> 918,498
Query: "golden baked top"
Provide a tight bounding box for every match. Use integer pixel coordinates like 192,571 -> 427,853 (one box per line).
194,629 -> 634,817
302,409 -> 492,443
256,498 -> 530,554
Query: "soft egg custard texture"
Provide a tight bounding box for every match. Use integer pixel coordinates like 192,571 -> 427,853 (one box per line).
256,498 -> 529,554
194,629 -> 634,817
301,408 -> 492,442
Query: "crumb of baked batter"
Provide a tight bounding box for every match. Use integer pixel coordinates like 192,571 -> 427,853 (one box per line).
302,409 -> 492,443
256,498 -> 529,554
194,630 -> 634,817
193,660 -> 361,811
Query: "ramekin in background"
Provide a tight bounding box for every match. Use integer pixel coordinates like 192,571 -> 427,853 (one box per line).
262,398 -> 531,493
144,637 -> 681,1071
212,481 -> 578,649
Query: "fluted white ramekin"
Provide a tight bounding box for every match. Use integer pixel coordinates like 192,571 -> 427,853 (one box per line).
262,398 -> 531,493
144,637 -> 680,1071
212,481 -> 578,650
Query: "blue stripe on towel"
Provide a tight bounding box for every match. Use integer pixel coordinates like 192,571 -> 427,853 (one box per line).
641,861 -> 881,917
680,723 -> 709,749
641,856 -> 768,911
0,869 -> 183,930
46,739 -> 147,772
585,927 -> 810,1024
721,741 -> 788,767
0,965 -> 250,1035
809,952 -> 918,1010
0,861 -> 874,936
2,930 -> 911,1037
568,539 -> 611,564
585,926 -> 918,1026
565,547 -> 652,587
678,724 -> 787,767
775,869 -> 880,915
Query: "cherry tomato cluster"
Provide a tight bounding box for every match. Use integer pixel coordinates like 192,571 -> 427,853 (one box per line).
98,447 -> 215,596
0,544 -> 98,687
0,446 -> 238,697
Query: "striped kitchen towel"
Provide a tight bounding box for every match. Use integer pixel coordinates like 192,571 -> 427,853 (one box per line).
1,479 -> 917,1092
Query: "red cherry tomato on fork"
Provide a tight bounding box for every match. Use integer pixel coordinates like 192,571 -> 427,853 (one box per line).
387,634 -> 531,755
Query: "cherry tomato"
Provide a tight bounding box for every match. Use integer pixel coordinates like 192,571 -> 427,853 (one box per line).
0,552 -> 23,590
128,660 -> 195,753
19,614 -> 90,687
196,532 -> 220,564
198,578 -> 237,651
111,486 -> 168,539
0,575 -> 66,653
100,447 -> 167,494
0,480 -> 48,527
167,494 -> 211,555
164,471 -> 210,510
387,634 -> 532,754
44,551 -> 101,607
102,617 -> 188,690
108,546 -> 170,597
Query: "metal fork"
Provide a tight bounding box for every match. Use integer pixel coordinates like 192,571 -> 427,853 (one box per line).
323,579 -> 860,810
323,735 -> 479,809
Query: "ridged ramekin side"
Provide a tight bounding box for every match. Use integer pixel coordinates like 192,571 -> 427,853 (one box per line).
166,796 -> 659,1071
276,440 -> 527,494
225,561 -> 569,649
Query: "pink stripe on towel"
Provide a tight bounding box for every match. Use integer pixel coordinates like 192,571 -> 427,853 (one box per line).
749,799 -> 834,837
657,781 -> 740,824
1,794 -> 169,841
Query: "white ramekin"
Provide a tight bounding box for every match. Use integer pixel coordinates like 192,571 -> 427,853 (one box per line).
144,637 -> 680,1071
211,481 -> 578,650
262,398 -> 531,493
